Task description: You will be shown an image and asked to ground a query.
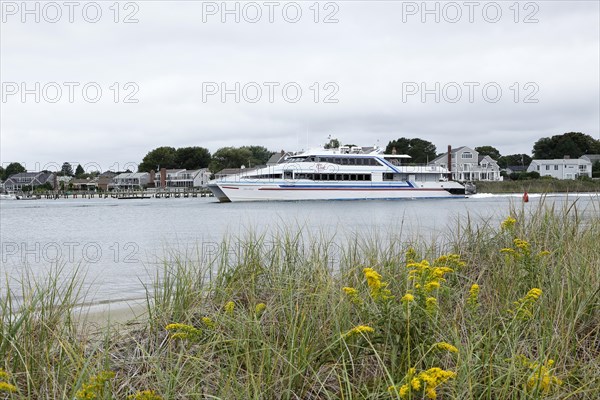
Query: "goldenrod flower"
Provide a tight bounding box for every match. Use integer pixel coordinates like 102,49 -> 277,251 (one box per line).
342,287 -> 363,305
538,250 -> 551,257
75,371 -> 115,400
201,317 -> 215,328
255,303 -> 266,316
514,238 -> 530,251
525,358 -> 563,393
342,325 -> 375,338
467,284 -> 480,309
128,390 -> 163,400
501,216 -> 517,230
0,382 -> 17,393
424,281 -> 441,292
401,293 -> 415,303
426,297 -> 437,314
363,267 -> 393,302
224,301 -> 235,315
165,323 -> 202,341
509,288 -> 543,320
435,342 -> 459,354
411,377 -> 422,391
0,369 -> 9,381
398,384 -> 409,398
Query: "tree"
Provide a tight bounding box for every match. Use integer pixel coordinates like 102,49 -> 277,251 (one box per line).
174,147 -> 211,170
75,164 -> 85,178
138,147 -> 177,172
475,146 -> 501,160
0,166 -> 4,181
241,146 -> 273,166
324,138 -> 340,149
385,138 -> 436,164
497,154 -> 532,169
61,162 -> 74,176
593,161 -> 600,178
532,132 -> 600,159
209,147 -> 253,172
3,162 -> 26,180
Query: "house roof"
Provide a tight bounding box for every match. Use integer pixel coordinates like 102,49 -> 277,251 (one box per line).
506,165 -> 528,172
431,146 -> 469,163
114,172 -> 149,179
530,159 -> 591,165
580,154 -> 600,162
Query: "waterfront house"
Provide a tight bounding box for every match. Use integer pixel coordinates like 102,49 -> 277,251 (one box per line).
109,172 -> 150,190
97,172 -> 117,191
4,172 -> 57,191
154,168 -> 211,190
527,158 -> 592,179
71,178 -> 98,191
429,146 -> 502,182
505,165 -> 528,175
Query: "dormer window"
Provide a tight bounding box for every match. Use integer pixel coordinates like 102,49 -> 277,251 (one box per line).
461,152 -> 473,159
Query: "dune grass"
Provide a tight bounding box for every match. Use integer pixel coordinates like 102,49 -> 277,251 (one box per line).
1,199 -> 599,399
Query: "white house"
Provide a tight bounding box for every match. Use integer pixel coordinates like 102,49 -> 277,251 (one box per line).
527,158 -> 592,179
154,168 -> 211,190
109,172 -> 150,190
429,146 -> 502,181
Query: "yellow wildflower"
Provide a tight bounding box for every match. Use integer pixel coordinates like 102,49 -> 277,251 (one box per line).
467,284 -> 480,309
426,297 -> 437,314
255,303 -> 266,316
75,371 -> 115,400
525,358 -> 563,393
0,369 -> 9,381
500,248 -> 515,254
342,287 -> 363,305
343,325 -> 375,338
411,377 -> 422,391
398,384 -> 409,398
514,238 -> 530,251
165,323 -> 202,341
424,281 -> 441,292
363,268 -> 382,289
425,387 -> 437,399
224,301 -> 235,315
363,267 -> 393,302
0,382 -> 17,393
509,288 -> 543,319
405,247 -> 417,263
538,250 -> 551,257
435,342 -> 459,354
501,216 -> 517,230
128,390 -> 163,400
201,317 -> 215,328
401,293 -> 415,303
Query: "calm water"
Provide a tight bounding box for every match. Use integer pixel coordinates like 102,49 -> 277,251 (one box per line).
1,193 -> 598,304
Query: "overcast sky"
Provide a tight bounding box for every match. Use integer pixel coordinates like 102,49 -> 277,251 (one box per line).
1,0 -> 599,172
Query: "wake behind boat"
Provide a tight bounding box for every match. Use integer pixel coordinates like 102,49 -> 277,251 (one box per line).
208,145 -> 469,202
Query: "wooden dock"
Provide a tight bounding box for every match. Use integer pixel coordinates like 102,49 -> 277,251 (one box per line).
32,189 -> 214,200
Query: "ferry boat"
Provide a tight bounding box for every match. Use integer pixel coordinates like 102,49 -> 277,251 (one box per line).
207,145 -> 468,202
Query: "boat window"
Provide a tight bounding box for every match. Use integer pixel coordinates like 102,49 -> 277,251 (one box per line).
284,170 -> 293,179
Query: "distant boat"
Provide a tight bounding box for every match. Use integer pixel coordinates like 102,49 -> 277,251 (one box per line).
208,145 -> 469,202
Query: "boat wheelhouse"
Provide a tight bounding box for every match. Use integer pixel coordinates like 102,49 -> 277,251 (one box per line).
208,145 -> 467,202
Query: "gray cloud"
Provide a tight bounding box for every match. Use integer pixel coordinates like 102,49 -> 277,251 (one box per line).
1,1 -> 598,171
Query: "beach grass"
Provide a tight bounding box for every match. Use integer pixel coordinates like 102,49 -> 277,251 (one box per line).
1,199 -> 599,399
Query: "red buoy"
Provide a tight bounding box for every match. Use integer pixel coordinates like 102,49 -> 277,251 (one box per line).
523,192 -> 529,203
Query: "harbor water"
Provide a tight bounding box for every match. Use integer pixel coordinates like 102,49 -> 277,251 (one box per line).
1,193 -> 598,305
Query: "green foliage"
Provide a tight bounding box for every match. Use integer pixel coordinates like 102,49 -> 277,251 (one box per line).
475,146 -> 501,160
173,147 -> 211,170
509,171 -> 540,181
60,162 -> 74,177
74,164 -> 85,178
593,161 -> 600,178
138,147 -> 177,172
209,146 -> 273,172
532,132 -> 600,159
139,146 -> 212,172
498,154 -> 532,169
2,162 -> 26,180
385,138 -> 437,163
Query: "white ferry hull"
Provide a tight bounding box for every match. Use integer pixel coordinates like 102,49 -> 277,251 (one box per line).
208,182 -> 464,202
